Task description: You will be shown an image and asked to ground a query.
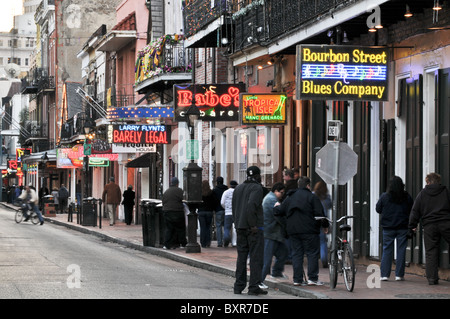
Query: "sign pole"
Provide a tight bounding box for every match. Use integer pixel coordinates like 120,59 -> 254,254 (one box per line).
330,121 -> 341,290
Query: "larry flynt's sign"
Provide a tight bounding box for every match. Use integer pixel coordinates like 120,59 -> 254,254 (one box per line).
174,83 -> 246,122
240,93 -> 287,125
108,124 -> 171,145
296,45 -> 389,101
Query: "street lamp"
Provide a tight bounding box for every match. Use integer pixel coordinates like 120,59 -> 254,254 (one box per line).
41,152 -> 49,164
182,104 -> 202,253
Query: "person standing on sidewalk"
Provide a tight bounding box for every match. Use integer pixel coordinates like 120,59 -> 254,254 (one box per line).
197,181 -> 218,248
213,176 -> 228,247
376,176 -> 413,281
261,182 -> 288,285
409,173 -> 450,285
274,176 -> 329,286
232,166 -> 267,295
162,177 -> 187,249
122,185 -> 135,225
221,180 -> 238,247
102,177 -> 122,226
57,184 -> 69,214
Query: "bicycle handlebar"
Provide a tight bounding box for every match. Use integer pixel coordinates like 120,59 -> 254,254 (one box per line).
315,215 -> 354,223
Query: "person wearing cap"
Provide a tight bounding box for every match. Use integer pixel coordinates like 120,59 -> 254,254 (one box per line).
213,176 -> 228,247
221,180 -> 238,247
162,177 -> 187,249
102,177 -> 122,226
232,166 -> 267,295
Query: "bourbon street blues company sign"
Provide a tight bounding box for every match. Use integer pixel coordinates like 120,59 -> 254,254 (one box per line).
296,45 -> 389,101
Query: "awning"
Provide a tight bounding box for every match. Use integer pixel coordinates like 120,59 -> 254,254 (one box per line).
97,30 -> 137,52
126,152 -> 152,168
22,149 -> 57,164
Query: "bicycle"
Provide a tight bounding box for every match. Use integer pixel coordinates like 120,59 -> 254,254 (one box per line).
15,202 -> 41,225
316,215 -> 356,292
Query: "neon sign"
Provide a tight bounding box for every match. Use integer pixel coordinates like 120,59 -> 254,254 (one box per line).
174,83 -> 246,122
296,45 -> 389,101
240,93 -> 287,125
109,125 -> 171,145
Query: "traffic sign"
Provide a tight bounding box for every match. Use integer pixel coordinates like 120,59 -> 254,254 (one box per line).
315,142 -> 358,185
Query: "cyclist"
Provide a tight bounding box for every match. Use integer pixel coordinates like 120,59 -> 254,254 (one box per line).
18,183 -> 44,225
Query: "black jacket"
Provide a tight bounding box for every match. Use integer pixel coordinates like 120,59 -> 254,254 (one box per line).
409,184 -> 450,229
162,186 -> 184,212
122,189 -> 135,206
376,192 -> 413,230
198,192 -> 218,212
213,184 -> 228,212
274,187 -> 328,235
232,180 -> 264,230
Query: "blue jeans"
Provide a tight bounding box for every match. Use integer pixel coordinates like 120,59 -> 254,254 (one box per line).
290,233 -> 320,283
27,202 -> 44,223
215,210 -> 225,246
320,229 -> 328,266
223,215 -> 233,246
380,228 -> 408,278
198,210 -> 213,247
262,238 -> 288,282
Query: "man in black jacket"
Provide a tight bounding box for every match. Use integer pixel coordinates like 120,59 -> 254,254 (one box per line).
274,176 -> 328,286
162,177 -> 187,249
232,166 -> 267,295
409,173 -> 450,285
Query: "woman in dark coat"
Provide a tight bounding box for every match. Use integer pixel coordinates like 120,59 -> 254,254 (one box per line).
198,180 -> 218,247
376,176 -> 413,281
122,185 -> 135,225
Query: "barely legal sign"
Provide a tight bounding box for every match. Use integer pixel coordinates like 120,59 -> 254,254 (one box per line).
108,125 -> 171,145
296,45 -> 388,101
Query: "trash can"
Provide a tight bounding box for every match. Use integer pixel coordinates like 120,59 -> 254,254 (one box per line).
43,195 -> 56,217
82,197 -> 97,226
141,199 -> 163,247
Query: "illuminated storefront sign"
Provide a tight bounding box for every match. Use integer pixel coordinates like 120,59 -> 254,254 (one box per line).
57,146 -> 118,168
296,45 -> 389,101
240,93 -> 287,125
174,83 -> 246,122
109,125 -> 171,144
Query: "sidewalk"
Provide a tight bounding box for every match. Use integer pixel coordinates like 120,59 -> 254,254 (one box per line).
3,203 -> 450,299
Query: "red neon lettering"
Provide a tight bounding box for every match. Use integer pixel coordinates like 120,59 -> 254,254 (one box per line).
219,94 -> 231,107
195,93 -> 206,106
177,90 -> 192,107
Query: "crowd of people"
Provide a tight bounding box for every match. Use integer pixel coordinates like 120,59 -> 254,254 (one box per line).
161,167 -> 450,296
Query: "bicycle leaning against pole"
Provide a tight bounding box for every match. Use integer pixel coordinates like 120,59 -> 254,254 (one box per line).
316,215 -> 356,292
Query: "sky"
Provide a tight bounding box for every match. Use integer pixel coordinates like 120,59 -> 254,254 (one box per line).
0,0 -> 23,32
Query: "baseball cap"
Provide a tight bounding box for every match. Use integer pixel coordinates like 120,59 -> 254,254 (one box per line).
246,166 -> 261,176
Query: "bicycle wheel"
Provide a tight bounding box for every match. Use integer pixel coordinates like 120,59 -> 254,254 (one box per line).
329,250 -> 338,289
31,213 -> 40,225
15,210 -> 23,223
342,243 -> 356,292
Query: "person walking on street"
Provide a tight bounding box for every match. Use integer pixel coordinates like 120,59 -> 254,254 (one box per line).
122,185 -> 135,225
198,181 -> 218,248
262,182 -> 288,285
376,176 -> 413,281
221,180 -> 238,247
57,184 -> 69,214
409,173 -> 450,285
162,177 -> 187,249
102,177 -> 122,226
232,166 -> 267,295
274,176 -> 329,286
213,176 -> 228,247
19,183 -> 44,225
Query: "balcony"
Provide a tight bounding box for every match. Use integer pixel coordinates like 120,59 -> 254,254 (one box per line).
21,68 -> 55,95
134,34 -> 192,94
183,0 -> 231,38
60,112 -> 89,143
233,0 -> 358,53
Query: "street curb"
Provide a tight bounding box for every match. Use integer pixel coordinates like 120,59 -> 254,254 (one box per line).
2,203 -> 328,299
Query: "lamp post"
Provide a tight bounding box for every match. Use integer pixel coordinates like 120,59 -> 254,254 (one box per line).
82,119 -> 93,223
183,105 -> 202,253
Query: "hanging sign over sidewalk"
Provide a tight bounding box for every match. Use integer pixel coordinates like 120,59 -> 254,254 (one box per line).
109,125 -> 171,145
240,93 -> 287,125
296,45 -> 389,101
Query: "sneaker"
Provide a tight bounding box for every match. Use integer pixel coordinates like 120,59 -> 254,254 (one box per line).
293,281 -> 307,286
248,288 -> 268,296
307,280 -> 324,286
259,283 -> 269,289
380,277 -> 389,281
271,273 -> 289,280
395,276 -> 404,281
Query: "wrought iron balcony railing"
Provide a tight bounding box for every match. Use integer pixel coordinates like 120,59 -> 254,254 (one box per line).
183,0 -> 231,38
21,68 -> 55,94
135,34 -> 192,85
